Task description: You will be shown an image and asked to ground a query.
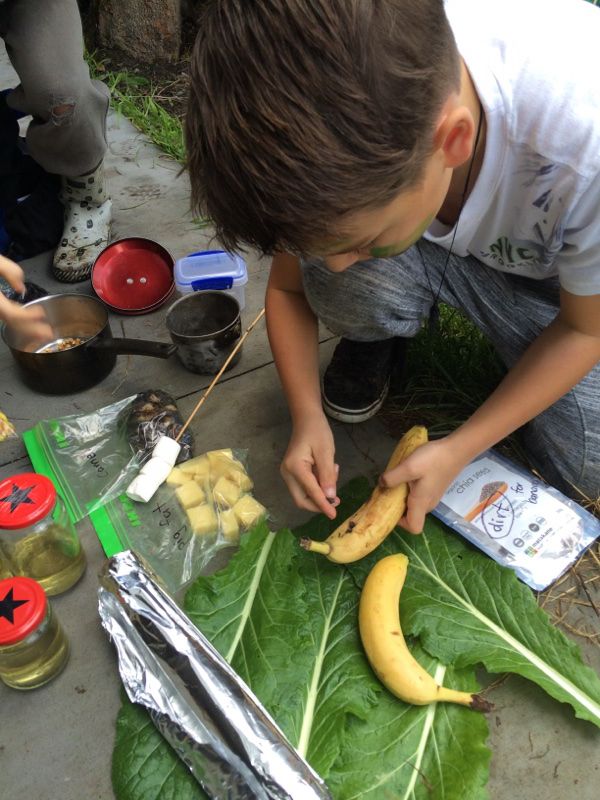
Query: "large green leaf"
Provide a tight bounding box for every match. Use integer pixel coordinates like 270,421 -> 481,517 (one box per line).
326,651 -> 489,800
186,521 -> 378,776
112,699 -> 201,800
350,523 -> 600,727
112,478 -> 600,800
399,530 -> 600,724
112,643 -> 489,800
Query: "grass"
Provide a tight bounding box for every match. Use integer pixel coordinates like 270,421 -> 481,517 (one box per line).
87,54 -> 186,163
381,303 -> 523,446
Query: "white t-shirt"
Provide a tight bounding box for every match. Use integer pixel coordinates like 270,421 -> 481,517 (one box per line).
424,0 -> 600,296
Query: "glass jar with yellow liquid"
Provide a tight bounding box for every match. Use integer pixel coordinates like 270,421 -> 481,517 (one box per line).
0,553 -> 12,580
0,576 -> 69,689
0,473 -> 86,596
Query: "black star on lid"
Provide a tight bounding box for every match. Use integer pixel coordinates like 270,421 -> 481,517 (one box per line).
0,482 -> 36,513
0,587 -> 29,624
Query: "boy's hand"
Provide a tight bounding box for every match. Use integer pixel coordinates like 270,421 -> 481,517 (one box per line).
0,297 -> 52,343
0,255 -> 52,343
281,412 -> 341,520
380,438 -> 467,534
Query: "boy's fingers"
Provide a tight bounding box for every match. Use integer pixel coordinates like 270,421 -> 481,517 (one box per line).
283,464 -> 337,519
398,493 -> 426,534
30,321 -> 54,343
24,304 -> 47,319
0,299 -> 53,342
379,461 -> 417,489
293,481 -> 336,518
397,514 -> 423,535
0,295 -> 22,326
287,484 -> 322,515
314,453 -> 339,505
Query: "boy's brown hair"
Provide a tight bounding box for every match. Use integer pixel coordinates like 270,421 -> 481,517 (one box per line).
186,0 -> 461,255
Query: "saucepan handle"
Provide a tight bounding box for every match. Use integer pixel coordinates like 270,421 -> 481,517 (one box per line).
88,338 -> 177,359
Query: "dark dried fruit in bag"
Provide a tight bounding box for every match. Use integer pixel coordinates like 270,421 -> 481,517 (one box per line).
123,389 -> 193,463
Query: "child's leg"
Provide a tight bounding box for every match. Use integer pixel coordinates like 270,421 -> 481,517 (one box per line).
302,242 -> 599,500
301,253 -> 429,423
2,0 -> 111,282
1,0 -> 109,178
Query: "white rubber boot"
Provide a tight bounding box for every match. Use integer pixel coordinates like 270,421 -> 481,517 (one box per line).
52,162 -> 112,283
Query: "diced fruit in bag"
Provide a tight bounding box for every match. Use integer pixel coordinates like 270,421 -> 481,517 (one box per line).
166,466 -> 192,486
222,465 -> 253,492
175,481 -> 206,509
179,455 -> 210,478
207,449 -> 234,467
219,509 -> 240,544
213,476 -> 242,508
186,503 -> 218,535
206,451 -> 236,481
233,495 -> 266,529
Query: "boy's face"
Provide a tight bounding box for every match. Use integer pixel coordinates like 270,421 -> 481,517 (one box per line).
317,151 -> 452,272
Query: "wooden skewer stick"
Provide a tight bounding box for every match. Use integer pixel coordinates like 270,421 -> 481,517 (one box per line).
175,307 -> 266,442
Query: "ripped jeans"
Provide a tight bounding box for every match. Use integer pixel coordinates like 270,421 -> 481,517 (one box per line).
0,0 -> 109,177
301,239 -> 600,501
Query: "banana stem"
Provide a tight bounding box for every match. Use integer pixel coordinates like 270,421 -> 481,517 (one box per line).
467,693 -> 494,713
436,686 -> 493,712
300,538 -> 331,555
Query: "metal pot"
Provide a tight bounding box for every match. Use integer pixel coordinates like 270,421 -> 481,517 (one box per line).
1,294 -> 176,394
166,291 -> 242,374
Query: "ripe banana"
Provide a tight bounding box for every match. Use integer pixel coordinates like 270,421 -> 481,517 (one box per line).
359,553 -> 492,711
300,425 -> 428,563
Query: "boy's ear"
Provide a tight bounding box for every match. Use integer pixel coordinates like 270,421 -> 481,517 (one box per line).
433,106 -> 476,169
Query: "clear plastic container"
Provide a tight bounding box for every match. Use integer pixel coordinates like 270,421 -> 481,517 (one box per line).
174,250 -> 248,309
0,473 -> 86,596
0,576 -> 70,689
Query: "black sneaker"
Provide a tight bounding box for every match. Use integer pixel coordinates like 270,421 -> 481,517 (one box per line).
322,337 -> 406,423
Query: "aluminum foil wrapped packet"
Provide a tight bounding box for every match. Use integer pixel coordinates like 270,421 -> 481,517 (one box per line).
98,550 -> 332,800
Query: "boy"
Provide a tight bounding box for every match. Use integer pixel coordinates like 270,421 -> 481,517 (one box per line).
185,0 -> 600,533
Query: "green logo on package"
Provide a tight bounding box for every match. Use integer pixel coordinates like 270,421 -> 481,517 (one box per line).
49,421 -> 69,450
119,495 -> 141,528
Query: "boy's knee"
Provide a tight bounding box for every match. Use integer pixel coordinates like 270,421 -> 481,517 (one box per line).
50,99 -> 76,126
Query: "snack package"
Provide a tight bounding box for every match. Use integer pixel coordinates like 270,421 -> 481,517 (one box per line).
90,448 -> 267,594
0,410 -> 17,442
433,450 -> 600,591
22,391 -> 193,523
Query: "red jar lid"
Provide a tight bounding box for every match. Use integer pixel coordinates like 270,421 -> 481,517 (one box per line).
0,473 -> 56,530
0,576 -> 48,645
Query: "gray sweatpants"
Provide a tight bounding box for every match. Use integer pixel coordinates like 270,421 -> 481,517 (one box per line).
301,239 -> 600,500
0,0 -> 109,177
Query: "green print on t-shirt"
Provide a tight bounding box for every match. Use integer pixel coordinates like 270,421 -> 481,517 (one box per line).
482,236 -> 538,269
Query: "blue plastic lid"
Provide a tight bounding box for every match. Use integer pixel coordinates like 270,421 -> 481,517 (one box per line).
174,250 -> 247,291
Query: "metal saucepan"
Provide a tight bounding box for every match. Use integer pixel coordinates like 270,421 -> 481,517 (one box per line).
1,294 -> 177,394
166,291 -> 242,374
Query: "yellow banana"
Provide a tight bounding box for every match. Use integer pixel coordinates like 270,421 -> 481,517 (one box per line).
300,426 -> 428,563
359,553 -> 492,711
